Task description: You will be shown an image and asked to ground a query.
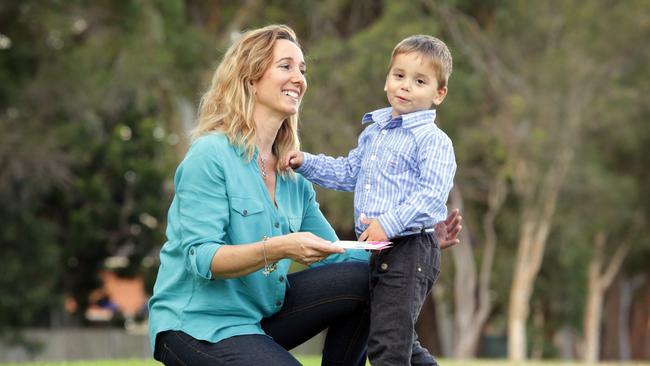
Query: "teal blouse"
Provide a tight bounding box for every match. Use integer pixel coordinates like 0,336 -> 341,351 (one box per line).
148,133 -> 369,351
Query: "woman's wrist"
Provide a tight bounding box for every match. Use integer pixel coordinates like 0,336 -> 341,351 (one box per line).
263,236 -> 290,262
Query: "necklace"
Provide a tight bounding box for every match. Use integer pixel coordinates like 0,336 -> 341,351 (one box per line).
259,155 -> 268,180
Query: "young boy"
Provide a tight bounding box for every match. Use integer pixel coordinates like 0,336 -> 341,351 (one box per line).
287,35 -> 455,365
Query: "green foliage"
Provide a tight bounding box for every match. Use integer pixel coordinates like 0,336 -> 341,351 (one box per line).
0,0 -> 648,360
0,0 -> 210,332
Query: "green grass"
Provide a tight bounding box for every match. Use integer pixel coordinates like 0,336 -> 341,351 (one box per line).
1,359 -> 649,366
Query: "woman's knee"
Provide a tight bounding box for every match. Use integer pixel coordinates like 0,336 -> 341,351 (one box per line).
333,261 -> 370,298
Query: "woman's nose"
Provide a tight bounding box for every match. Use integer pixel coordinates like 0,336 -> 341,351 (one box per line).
291,71 -> 306,87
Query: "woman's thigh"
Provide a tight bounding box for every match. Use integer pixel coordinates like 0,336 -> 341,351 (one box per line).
155,330 -> 301,366
261,261 -> 370,350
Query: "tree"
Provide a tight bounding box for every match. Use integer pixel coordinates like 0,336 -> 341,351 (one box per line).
436,0 -> 650,359
0,0 -> 210,335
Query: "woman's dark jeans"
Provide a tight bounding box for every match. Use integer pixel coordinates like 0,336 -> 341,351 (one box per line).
154,262 -> 370,365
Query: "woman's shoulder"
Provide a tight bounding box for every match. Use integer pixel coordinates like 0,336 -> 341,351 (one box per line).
189,133 -> 232,154
179,133 -> 238,170
186,133 -> 246,163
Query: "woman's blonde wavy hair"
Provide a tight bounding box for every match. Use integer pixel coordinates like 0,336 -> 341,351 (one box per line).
192,24 -> 301,173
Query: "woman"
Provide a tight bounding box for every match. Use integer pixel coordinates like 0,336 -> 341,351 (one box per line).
148,24 -> 461,366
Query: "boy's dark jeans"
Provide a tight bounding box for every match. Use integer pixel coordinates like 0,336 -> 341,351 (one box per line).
153,262 -> 370,366
368,233 -> 441,366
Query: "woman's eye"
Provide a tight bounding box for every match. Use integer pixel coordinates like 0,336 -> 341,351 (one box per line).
280,64 -> 290,70
300,69 -> 306,75
395,73 -> 403,78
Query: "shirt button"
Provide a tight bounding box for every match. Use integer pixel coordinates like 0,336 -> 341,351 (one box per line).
190,248 -> 195,255
279,276 -> 285,283
242,209 -> 248,216
370,155 -> 376,161
274,222 -> 280,228
381,130 -> 387,135
276,300 -> 282,307
365,184 -> 371,190
380,263 -> 388,271
417,267 -> 422,272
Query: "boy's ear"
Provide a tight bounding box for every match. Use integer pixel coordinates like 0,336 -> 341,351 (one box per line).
383,80 -> 388,92
432,86 -> 448,105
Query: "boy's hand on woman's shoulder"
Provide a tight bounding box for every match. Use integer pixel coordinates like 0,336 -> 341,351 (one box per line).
283,150 -> 305,170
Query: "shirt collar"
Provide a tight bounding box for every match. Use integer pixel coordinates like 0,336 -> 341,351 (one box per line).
362,107 -> 437,129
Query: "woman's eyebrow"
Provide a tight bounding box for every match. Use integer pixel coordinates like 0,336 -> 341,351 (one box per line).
276,57 -> 306,67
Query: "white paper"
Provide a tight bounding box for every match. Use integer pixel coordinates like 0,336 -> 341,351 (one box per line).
331,240 -> 392,250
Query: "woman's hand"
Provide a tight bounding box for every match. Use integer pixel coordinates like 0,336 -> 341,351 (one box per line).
435,208 -> 462,249
279,232 -> 344,266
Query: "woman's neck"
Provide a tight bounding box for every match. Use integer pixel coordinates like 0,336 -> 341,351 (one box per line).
254,112 -> 284,157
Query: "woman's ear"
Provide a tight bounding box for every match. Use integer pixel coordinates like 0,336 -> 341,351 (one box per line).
249,80 -> 256,94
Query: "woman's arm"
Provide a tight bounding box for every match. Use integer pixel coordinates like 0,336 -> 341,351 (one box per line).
210,232 -> 344,278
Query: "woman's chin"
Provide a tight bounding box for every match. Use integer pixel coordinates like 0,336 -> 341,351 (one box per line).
282,106 -> 299,117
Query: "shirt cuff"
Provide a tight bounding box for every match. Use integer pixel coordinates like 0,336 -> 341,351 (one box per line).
188,243 -> 222,280
378,211 -> 404,240
296,152 -> 317,178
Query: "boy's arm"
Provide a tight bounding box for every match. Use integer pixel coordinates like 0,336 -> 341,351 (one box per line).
295,129 -> 369,192
377,135 -> 457,239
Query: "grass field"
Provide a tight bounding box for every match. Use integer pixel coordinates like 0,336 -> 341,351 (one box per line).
1,358 -> 650,366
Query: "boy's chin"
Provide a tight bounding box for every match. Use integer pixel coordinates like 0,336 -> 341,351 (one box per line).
391,107 -> 413,116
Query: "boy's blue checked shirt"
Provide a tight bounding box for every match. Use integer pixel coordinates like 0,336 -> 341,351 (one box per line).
297,107 -> 457,239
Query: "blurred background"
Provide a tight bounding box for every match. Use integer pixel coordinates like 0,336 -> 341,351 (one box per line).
0,0 -> 649,363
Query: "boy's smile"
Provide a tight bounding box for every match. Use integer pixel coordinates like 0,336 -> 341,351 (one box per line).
384,52 -> 447,118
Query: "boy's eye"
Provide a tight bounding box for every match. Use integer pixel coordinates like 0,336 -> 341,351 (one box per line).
417,79 -> 426,85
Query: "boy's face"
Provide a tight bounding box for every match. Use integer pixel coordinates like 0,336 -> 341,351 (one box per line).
384,52 -> 447,117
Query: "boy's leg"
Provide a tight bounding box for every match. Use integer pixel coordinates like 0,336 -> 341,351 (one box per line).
261,262 -> 370,366
368,233 -> 441,366
412,338 -> 439,366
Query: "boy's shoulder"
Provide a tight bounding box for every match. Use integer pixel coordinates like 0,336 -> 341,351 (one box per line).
409,118 -> 453,147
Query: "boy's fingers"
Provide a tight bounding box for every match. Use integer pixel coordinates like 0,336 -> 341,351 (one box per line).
359,231 -> 369,241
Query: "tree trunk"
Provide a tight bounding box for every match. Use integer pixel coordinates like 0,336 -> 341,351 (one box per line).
449,186 -> 478,357
450,180 -> 504,358
583,232 -> 629,362
508,258 -> 532,360
584,268 -> 604,362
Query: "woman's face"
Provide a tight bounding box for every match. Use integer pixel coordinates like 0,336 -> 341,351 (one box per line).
252,39 -> 307,120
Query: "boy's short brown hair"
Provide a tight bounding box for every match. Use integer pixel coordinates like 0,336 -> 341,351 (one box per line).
389,35 -> 453,88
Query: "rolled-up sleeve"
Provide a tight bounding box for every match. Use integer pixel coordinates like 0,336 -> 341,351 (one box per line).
175,145 -> 229,280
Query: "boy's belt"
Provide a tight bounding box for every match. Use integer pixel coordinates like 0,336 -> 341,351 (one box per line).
394,227 -> 435,239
